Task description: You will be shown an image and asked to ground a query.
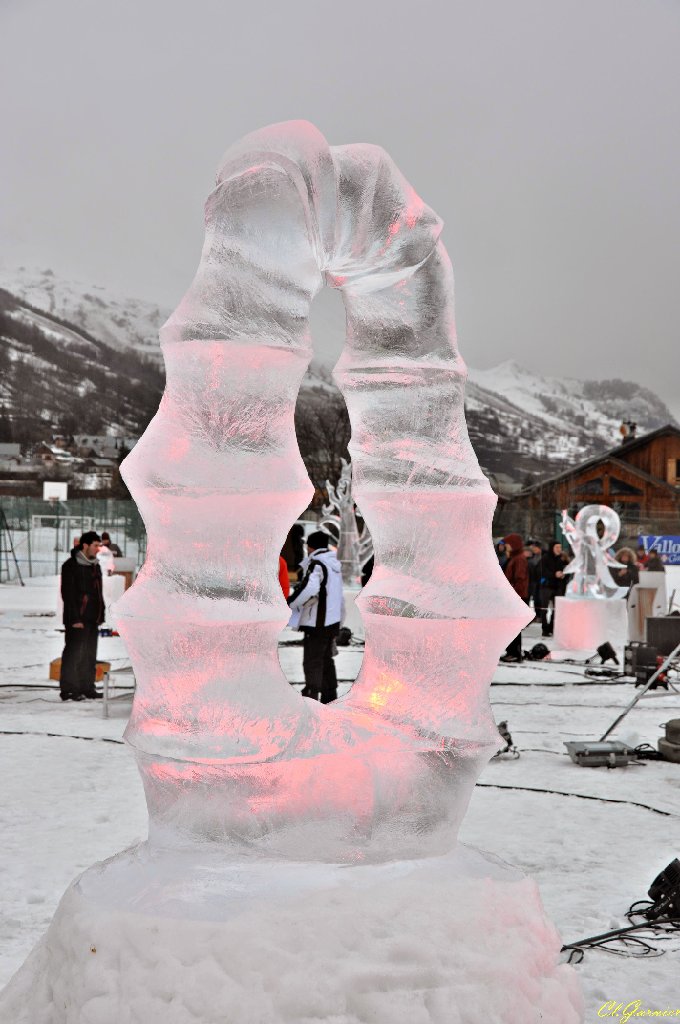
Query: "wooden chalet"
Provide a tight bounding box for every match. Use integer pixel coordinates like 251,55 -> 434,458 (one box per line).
499,424 -> 680,541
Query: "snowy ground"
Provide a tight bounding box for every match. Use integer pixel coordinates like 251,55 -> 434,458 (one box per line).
1,575 -> 679,1018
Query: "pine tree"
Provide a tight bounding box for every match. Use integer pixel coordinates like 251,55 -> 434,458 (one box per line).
0,405 -> 13,443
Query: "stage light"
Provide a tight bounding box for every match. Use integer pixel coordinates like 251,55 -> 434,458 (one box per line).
645,858 -> 680,921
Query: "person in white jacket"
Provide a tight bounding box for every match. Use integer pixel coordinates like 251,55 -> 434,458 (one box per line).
287,531 -> 345,703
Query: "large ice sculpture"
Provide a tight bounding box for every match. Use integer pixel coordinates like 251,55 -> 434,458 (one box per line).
561,505 -> 625,599
0,122 -> 582,1023
109,119 -> 535,862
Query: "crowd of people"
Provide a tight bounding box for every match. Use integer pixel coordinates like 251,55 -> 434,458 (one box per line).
59,524 -> 668,699
496,533 -> 666,663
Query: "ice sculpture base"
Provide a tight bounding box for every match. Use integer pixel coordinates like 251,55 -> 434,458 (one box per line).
0,843 -> 582,1024
554,596 -> 628,653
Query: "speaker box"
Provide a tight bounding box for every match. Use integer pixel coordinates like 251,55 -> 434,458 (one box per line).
624,642 -> 662,686
646,616 -> 680,656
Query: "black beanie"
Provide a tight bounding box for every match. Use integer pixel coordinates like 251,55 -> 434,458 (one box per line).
307,531 -> 332,551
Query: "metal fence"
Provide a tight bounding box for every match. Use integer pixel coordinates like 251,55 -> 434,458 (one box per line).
0,498 -> 147,582
0,499 -> 324,583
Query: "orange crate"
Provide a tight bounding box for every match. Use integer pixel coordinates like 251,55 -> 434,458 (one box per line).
49,659 -> 111,682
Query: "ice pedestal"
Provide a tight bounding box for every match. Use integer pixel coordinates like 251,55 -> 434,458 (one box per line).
0,845 -> 582,1024
554,596 -> 628,653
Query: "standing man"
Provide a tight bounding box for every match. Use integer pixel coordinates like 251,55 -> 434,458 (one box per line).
59,531 -> 105,701
500,533 -> 529,663
287,531 -> 344,703
526,539 -> 544,618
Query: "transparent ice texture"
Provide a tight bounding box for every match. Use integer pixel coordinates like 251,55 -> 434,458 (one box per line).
117,122 -> 532,862
561,505 -> 626,599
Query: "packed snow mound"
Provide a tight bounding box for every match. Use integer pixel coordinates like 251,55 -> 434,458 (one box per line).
0,846 -> 583,1024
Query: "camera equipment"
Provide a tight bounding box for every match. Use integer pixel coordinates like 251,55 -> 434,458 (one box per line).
526,642 -> 549,661
561,858 -> 680,961
597,641 -> 618,665
645,859 -> 680,921
599,639 -> 680,741
585,641 -> 619,665
624,642 -> 667,688
493,720 -> 519,759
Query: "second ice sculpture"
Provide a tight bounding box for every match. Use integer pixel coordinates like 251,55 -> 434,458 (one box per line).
561,505 -> 625,599
114,120 -> 532,861
320,459 -> 373,585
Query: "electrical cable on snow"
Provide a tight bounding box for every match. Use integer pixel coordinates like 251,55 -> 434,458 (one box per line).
562,916 -> 680,963
0,729 -> 125,745
475,782 -> 674,817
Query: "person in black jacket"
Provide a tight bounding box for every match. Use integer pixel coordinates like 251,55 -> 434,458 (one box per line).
526,539 -> 544,619
538,541 -> 567,637
612,547 -> 639,594
59,531 -> 105,701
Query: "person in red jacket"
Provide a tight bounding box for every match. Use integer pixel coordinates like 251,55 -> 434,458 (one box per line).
500,533 -> 529,663
278,555 -> 290,599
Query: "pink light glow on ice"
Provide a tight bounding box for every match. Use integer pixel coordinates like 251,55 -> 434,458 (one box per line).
116,120 -> 532,862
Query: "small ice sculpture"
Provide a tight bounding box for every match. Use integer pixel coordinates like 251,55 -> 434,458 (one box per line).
561,505 -> 625,598
320,458 -> 373,585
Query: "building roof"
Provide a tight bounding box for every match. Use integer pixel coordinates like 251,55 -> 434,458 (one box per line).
520,423 -> 680,496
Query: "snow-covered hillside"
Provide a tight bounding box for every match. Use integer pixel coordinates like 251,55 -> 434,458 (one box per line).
0,266 -> 166,366
465,360 -> 676,484
0,283 -> 164,442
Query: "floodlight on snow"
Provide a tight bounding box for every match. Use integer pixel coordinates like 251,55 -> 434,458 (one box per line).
646,858 -> 680,921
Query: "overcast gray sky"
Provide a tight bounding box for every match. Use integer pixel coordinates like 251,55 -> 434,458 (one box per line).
2,0 -> 679,415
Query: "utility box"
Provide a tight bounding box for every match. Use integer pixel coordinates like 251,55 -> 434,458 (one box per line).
564,741 -> 635,768
646,616 -> 680,656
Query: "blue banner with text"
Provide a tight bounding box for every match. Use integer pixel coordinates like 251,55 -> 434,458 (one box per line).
638,535 -> 680,565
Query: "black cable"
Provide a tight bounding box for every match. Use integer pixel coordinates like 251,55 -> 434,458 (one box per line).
0,729 -> 125,744
583,668 -> 628,680
475,782 -> 674,817
626,900 -> 655,921
0,684 -> 58,690
633,743 -> 664,760
562,912 -> 680,963
519,748 -> 567,755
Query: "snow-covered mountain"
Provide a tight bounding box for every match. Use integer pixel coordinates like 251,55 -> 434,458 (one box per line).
0,268 -> 675,487
0,266 -> 167,366
0,279 -> 165,442
464,360 -> 675,485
